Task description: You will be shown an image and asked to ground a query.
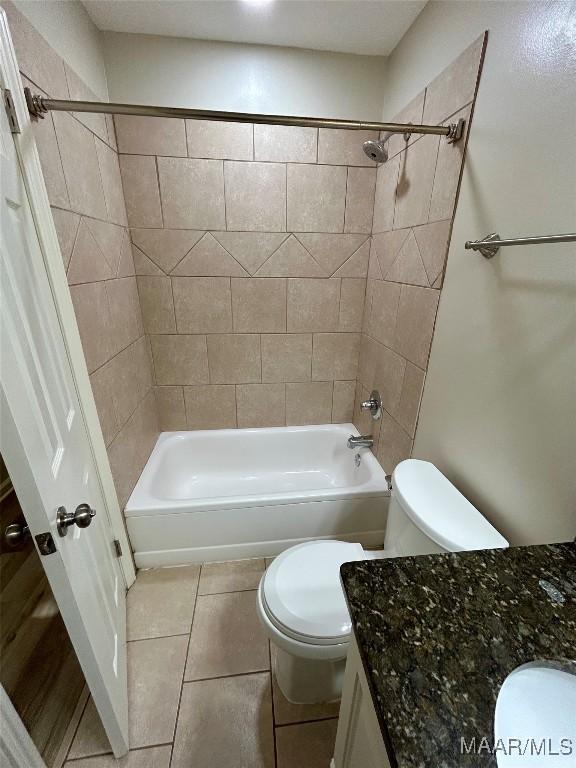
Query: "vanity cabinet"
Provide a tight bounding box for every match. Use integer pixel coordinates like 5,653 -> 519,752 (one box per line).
332,637 -> 392,768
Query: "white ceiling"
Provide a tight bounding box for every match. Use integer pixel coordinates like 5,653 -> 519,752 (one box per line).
82,0 -> 427,56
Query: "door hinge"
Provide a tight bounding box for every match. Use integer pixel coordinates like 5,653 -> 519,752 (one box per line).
113,539 -> 123,557
35,532 -> 57,556
4,89 -> 20,134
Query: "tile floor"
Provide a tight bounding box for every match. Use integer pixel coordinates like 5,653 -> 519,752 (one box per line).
63,558 -> 339,767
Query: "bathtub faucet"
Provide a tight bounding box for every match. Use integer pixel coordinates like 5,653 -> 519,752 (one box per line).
347,434 -> 373,449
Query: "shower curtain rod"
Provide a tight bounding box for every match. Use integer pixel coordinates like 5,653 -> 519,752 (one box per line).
23,88 -> 465,142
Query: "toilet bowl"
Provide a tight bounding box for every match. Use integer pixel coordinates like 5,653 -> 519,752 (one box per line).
256,459 -> 509,704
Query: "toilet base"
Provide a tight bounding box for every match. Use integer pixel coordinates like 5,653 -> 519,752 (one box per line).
274,643 -> 346,704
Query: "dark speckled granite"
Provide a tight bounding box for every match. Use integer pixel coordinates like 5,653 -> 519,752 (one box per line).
340,543 -> 576,768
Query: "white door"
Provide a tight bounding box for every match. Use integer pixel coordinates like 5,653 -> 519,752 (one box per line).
0,55 -> 129,762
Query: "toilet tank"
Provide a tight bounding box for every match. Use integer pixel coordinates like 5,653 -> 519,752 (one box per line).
384,460 -> 508,557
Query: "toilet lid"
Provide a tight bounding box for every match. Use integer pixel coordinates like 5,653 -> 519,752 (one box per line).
262,541 -> 363,644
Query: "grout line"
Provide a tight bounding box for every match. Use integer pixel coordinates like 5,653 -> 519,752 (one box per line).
167,570 -> 201,767
183,668 -> 271,685
222,160 -> 228,231
275,715 -> 340,729
268,642 -> 278,766
155,156 -> 165,227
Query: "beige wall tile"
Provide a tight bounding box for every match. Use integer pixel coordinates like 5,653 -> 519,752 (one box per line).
254,125 -> 317,163
429,106 -> 470,222
70,282 -> 113,372
95,139 -> 128,226
261,333 -> 312,382
131,229 -> 204,274
184,385 -> 237,429
90,363 -> 120,446
137,276 -> 176,334
357,334 -> 379,390
394,362 -> 425,437
287,164 -> 347,233
345,167 -> 377,234
133,245 -> 162,276
32,111 -> 69,208
224,161 -> 286,232
236,383 -> 286,427
114,115 -> 187,156
185,591 -> 269,680
117,230 -> 135,278
207,334 -> 261,384
366,280 -> 401,347
375,408 -> 413,473
333,240 -> 370,278
295,233 -> 366,275
373,343 -> 406,415
186,120 -> 253,160
286,382 -> 333,425
52,112 -> 106,219
85,219 -> 127,276
127,635 -> 188,748
108,337 -> 153,429
372,154 -> 400,233
276,719 -> 338,768
51,208 -> 80,270
172,233 -> 248,276
106,277 -> 143,354
394,134 -> 440,229
105,115 -> 117,150
372,229 -> 411,276
231,278 -> 286,332
318,128 -> 379,166
63,64 -> 108,141
127,565 -> 199,641
172,276 -> 232,333
312,333 -> 360,381
171,675 -> 273,768
332,380 -> 356,423
119,155 -> 163,228
339,277 -> 366,331
67,219 -> 112,284
423,34 -> 485,124
386,229 -> 429,286
413,219 -> 451,286
158,157 -> 225,229
155,385 -> 187,431
255,236 -> 325,277
212,232 -> 288,275
393,284 -> 440,368
107,391 -> 159,507
5,3 -> 69,99
386,90 -> 426,158
151,335 -> 209,385
198,559 -> 265,595
287,278 -> 340,332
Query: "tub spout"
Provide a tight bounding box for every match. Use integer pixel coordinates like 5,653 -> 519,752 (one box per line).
347,434 -> 373,449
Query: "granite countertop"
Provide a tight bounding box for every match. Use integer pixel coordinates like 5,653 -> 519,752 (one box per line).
340,543 -> 576,768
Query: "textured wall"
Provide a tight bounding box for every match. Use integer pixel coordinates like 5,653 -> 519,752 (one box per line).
4,2 -> 159,508
116,118 -> 378,429
353,36 -> 485,472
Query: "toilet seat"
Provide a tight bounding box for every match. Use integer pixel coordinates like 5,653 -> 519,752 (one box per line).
261,540 -> 364,647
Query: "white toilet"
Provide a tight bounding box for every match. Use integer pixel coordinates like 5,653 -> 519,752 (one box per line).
256,459 -> 508,704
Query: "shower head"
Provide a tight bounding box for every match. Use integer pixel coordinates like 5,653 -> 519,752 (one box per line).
362,139 -> 388,164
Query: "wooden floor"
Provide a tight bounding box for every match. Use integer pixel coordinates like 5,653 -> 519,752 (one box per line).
0,483 -> 86,767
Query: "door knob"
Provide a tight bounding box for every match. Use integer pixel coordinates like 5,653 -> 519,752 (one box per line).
4,521 -> 30,548
57,503 -> 96,537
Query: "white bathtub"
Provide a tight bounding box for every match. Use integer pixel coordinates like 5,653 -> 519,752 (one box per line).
125,424 -> 390,567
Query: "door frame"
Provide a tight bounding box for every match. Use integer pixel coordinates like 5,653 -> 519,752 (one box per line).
0,9 -> 135,588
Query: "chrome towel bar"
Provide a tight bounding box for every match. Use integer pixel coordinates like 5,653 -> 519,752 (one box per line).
465,232 -> 576,259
